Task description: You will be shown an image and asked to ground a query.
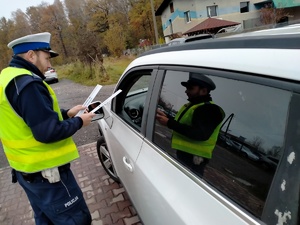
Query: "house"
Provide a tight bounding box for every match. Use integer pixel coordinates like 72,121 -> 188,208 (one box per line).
155,0 -> 300,42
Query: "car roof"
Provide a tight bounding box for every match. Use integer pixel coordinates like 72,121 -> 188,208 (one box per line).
128,34 -> 300,81
226,23 -> 300,38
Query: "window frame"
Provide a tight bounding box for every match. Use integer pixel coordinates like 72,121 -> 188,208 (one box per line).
170,2 -> 174,13
112,66 -> 158,135
240,1 -> 249,13
207,5 -> 218,17
184,10 -> 191,23
169,19 -> 173,34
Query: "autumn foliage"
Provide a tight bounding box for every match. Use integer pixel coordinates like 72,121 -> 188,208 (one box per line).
0,0 -> 163,70
260,3 -> 289,25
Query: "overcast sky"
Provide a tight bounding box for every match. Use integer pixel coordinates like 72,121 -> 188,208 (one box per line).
0,0 -> 53,19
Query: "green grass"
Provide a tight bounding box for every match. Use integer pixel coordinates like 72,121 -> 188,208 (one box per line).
55,56 -> 135,86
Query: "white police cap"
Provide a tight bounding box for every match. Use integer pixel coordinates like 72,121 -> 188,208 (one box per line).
7,32 -> 59,58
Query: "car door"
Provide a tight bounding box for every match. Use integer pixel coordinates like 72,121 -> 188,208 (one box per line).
132,69 -> 258,225
103,68 -> 157,199
133,67 -> 297,224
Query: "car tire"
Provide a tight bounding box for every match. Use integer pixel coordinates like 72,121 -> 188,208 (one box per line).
96,137 -> 120,183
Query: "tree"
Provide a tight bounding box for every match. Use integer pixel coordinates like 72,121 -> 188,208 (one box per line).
10,10 -> 31,38
44,1 -> 69,59
260,3 -> 289,25
268,146 -> 282,157
103,16 -> 126,57
64,0 -> 106,78
0,0 -> 165,69
85,0 -> 110,33
65,0 -> 97,62
0,17 -> 15,69
128,0 -> 163,48
26,6 -> 44,33
250,136 -> 264,152
85,0 -> 129,56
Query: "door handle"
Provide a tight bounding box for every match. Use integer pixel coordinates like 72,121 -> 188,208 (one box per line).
123,157 -> 133,172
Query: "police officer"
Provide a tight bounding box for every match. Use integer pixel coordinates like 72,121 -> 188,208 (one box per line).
156,73 -> 225,177
0,32 -> 95,224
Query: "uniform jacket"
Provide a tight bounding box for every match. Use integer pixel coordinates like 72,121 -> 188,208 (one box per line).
4,56 -> 83,143
0,56 -> 83,172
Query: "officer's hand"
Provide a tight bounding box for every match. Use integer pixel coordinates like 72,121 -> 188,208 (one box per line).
68,105 -> 87,118
80,112 -> 96,127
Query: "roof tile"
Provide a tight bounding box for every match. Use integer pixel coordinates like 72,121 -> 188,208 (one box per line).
184,18 -> 240,34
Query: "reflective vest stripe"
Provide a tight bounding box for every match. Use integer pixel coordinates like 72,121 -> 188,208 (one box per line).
2,138 -> 44,149
0,67 -> 79,172
5,141 -> 76,164
8,147 -> 78,173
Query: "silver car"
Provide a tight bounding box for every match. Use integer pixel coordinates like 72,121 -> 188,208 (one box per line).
95,28 -> 300,225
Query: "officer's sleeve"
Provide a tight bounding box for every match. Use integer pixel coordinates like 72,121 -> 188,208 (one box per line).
61,109 -> 70,120
14,80 -> 83,143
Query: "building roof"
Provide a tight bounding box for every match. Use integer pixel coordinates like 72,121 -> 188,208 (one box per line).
273,0 -> 300,8
155,0 -> 171,16
184,18 -> 241,35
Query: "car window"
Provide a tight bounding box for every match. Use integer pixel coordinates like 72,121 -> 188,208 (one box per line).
113,71 -> 152,130
153,70 -> 290,220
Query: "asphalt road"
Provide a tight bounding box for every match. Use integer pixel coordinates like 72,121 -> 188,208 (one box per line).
0,79 -> 116,168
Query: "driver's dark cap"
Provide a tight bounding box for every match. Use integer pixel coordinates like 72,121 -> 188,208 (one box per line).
181,72 -> 216,90
7,32 -> 59,58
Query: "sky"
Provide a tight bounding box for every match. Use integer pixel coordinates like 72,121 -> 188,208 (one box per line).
0,0 -> 54,19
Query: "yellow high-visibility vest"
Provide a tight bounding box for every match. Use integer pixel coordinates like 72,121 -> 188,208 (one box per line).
172,102 -> 223,158
0,67 -> 79,173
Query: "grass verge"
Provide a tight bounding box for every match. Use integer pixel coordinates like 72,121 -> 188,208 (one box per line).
55,56 -> 135,86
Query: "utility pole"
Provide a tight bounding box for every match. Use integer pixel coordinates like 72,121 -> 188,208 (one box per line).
150,0 -> 159,45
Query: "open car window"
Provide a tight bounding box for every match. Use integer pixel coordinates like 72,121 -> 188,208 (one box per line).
113,71 -> 152,131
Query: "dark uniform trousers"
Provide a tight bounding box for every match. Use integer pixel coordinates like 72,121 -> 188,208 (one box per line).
15,164 -> 92,225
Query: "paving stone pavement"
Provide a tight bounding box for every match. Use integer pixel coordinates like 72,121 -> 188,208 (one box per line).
0,142 -> 143,225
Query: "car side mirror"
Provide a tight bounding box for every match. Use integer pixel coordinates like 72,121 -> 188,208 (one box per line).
88,101 -> 104,121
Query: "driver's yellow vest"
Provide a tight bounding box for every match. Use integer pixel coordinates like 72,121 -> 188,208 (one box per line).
172,102 -> 222,158
0,67 -> 79,173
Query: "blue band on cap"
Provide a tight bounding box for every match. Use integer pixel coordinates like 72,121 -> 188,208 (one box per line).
12,42 -> 50,54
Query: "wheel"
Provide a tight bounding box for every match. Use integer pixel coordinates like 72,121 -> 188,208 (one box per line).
96,137 -> 120,183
